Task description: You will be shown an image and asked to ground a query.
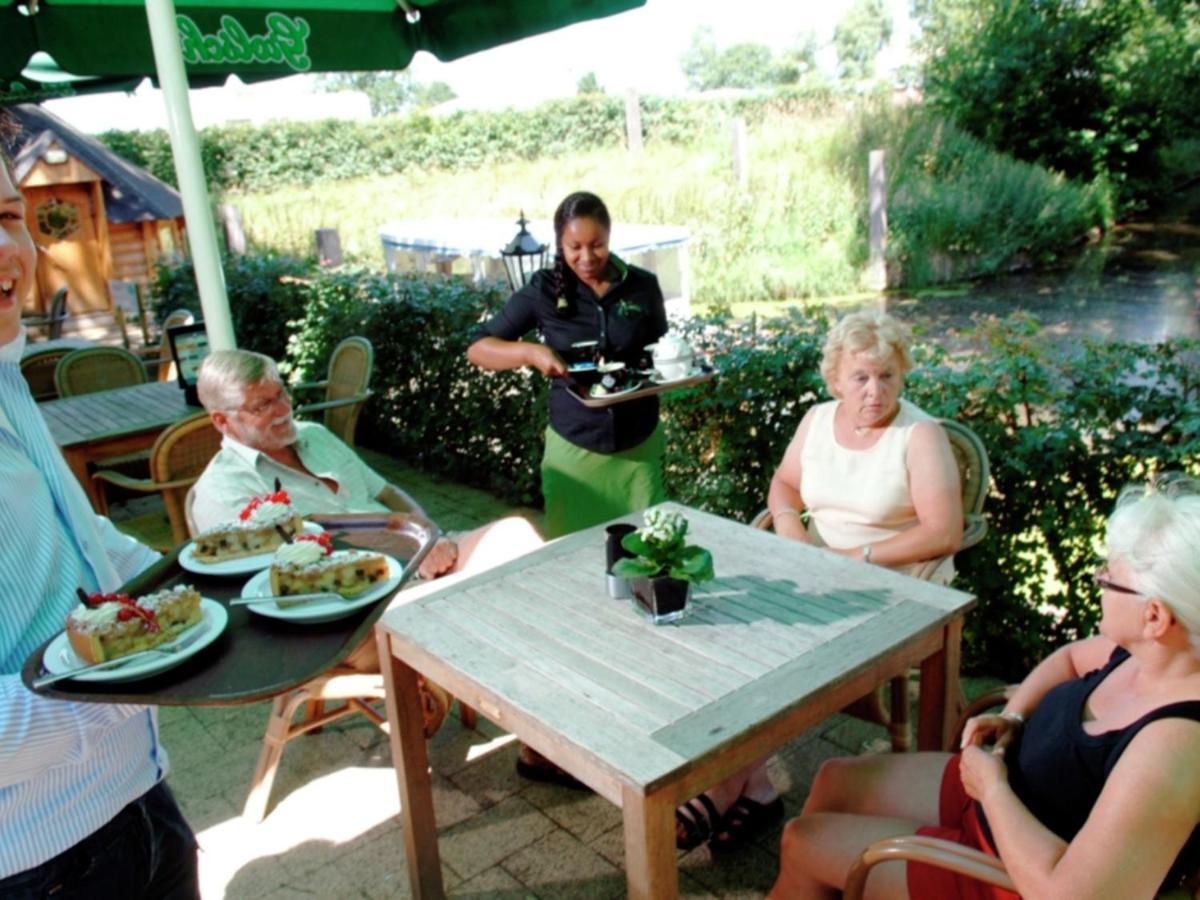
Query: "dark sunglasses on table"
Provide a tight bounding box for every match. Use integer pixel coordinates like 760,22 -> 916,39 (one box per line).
1092,565 -> 1142,596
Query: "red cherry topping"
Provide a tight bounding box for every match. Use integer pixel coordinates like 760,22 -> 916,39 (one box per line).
238,489 -> 293,521
77,590 -> 159,632
296,532 -> 334,555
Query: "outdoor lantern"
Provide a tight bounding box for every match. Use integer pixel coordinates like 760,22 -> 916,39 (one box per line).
500,212 -> 548,291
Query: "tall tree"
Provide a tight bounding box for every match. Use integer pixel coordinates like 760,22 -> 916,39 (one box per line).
833,0 -> 893,80
680,26 -> 808,91
918,0 -> 1200,204
576,72 -> 603,95
317,72 -> 456,117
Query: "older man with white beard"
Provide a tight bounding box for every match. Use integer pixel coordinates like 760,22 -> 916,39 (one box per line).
192,349 -> 541,580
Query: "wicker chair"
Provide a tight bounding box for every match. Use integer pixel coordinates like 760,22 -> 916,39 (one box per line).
53,346 -> 148,398
90,412 -> 222,545
139,308 -> 195,383
292,336 -> 374,446
19,346 -> 75,402
22,286 -> 69,340
751,418 -> 990,751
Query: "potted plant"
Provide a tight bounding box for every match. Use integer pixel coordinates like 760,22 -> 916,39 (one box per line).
612,508 -> 715,624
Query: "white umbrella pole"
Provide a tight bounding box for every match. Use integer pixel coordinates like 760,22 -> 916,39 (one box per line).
144,0 -> 237,351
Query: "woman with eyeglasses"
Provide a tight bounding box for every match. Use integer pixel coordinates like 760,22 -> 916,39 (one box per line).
769,475 -> 1200,899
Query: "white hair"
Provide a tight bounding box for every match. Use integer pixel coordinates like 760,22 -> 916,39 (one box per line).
1106,474 -> 1200,650
197,349 -> 283,412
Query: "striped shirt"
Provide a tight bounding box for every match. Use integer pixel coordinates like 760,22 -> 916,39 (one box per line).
0,327 -> 165,878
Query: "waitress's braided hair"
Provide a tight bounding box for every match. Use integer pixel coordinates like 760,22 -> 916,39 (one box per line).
551,191 -> 611,316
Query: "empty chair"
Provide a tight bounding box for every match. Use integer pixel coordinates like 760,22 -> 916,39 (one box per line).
22,286 -> 70,340
54,346 -> 148,398
139,308 -> 195,383
19,346 -> 75,402
751,417 -> 990,750
90,412 -> 222,544
292,336 -> 374,446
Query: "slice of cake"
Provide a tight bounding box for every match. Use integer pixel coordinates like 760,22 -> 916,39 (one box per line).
192,488 -> 304,562
268,533 -> 390,607
66,584 -> 203,664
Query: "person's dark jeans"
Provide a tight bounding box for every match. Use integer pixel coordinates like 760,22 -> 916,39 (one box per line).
0,781 -> 199,899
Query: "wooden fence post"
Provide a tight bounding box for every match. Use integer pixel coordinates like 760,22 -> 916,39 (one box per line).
731,118 -> 748,189
219,204 -> 246,256
625,88 -> 643,154
866,149 -> 888,291
316,228 -> 343,267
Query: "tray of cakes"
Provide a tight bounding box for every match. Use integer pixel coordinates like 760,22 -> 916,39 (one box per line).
179,487 -> 321,575
564,361 -> 715,409
37,585 -> 226,684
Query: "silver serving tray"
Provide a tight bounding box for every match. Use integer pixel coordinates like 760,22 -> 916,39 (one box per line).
565,364 -> 716,409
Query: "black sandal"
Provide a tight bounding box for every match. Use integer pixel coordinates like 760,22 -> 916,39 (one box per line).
708,795 -> 784,852
675,794 -> 722,851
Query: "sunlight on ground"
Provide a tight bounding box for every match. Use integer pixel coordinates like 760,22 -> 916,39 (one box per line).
196,765 -> 400,898
464,731 -> 517,763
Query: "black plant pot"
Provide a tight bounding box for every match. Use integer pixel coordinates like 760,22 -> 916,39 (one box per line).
630,574 -> 692,624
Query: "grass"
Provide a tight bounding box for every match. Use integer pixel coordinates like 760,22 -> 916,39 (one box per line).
228,102 -> 1108,307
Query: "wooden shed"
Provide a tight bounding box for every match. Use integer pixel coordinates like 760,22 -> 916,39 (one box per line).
7,103 -> 185,317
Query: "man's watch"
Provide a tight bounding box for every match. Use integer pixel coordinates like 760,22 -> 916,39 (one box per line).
861,544 -> 872,564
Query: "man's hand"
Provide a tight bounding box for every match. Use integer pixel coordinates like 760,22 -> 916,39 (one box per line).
419,538 -> 459,579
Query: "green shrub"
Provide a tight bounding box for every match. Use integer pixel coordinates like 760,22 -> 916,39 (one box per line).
163,251 -> 1199,677
843,106 -> 1111,286
148,253 -> 310,361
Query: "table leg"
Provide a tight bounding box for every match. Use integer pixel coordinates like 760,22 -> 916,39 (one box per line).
917,616 -> 964,752
378,628 -> 444,899
622,785 -> 679,900
62,447 -> 100,511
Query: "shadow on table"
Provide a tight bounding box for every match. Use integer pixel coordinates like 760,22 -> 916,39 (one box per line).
686,575 -> 894,628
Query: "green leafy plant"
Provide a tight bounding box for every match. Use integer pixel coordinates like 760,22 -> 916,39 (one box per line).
613,509 -> 715,584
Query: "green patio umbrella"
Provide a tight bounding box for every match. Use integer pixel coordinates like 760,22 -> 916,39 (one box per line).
1,0 -> 646,347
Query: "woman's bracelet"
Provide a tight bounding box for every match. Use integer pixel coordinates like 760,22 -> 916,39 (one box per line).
772,508 -> 802,521
999,710 -> 1026,726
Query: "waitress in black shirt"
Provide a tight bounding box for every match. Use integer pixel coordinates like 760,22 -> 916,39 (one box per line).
468,191 -> 669,538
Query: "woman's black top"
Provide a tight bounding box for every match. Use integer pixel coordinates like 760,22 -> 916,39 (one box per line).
470,256 -> 668,454
980,647 -> 1200,890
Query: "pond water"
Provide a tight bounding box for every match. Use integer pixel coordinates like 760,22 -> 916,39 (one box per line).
856,197 -> 1200,349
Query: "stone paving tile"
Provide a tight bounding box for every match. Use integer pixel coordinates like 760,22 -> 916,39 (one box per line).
428,712 -> 513,779
521,782 -> 624,845
172,782 -> 240,836
445,739 -> 525,809
193,701 -> 277,753
450,865 -> 531,898
679,840 -> 780,899
438,794 -> 558,882
500,829 -> 624,900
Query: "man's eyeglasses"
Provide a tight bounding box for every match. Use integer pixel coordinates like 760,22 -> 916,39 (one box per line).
1092,565 -> 1141,596
235,389 -> 290,418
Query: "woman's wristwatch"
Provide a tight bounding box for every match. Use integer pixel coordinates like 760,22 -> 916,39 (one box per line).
999,710 -> 1026,726
861,544 -> 873,564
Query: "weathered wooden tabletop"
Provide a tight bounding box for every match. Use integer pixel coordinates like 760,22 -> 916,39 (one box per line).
39,380 -> 194,447
377,502 -> 976,899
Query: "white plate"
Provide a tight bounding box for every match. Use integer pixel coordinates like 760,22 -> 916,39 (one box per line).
178,521 -> 324,576
41,598 -> 227,683
588,381 -> 645,400
239,554 -> 403,623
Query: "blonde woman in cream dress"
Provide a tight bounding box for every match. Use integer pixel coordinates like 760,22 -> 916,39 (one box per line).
768,310 -> 963,583
672,311 -> 963,855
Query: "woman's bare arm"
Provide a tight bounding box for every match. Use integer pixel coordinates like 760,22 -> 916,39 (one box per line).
767,408 -> 817,542
467,336 -> 566,376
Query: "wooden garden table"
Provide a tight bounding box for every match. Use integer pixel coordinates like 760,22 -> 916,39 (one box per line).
375,502 -> 976,899
38,380 -> 199,510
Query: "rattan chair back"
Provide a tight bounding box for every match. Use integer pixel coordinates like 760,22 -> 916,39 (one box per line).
19,347 -> 74,402
54,347 -> 148,398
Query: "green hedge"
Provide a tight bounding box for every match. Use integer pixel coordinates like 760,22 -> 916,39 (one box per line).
153,257 -> 1200,677
100,92 -> 786,193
